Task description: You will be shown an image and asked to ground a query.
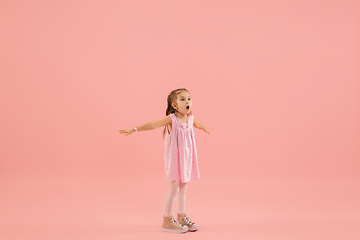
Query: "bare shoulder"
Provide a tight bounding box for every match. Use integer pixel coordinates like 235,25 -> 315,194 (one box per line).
153,115 -> 172,129
159,115 -> 172,124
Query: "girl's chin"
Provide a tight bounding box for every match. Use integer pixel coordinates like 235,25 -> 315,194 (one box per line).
178,111 -> 189,115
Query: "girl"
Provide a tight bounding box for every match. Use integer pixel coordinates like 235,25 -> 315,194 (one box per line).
119,88 -> 210,234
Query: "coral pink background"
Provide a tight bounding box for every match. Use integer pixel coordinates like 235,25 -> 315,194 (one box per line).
1,0 -> 359,239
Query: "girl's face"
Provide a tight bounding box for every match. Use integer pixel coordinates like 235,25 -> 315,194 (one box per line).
172,91 -> 192,115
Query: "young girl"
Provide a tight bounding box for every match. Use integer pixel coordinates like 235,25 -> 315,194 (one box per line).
119,88 -> 210,234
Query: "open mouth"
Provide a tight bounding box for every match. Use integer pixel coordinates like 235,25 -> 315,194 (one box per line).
186,106 -> 190,109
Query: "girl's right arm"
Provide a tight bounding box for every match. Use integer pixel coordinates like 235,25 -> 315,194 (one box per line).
119,116 -> 171,136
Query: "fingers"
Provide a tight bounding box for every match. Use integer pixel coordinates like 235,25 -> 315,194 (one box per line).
204,126 -> 211,134
119,129 -> 132,136
202,125 -> 210,133
119,129 -> 129,135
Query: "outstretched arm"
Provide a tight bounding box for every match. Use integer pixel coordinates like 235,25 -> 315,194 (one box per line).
194,118 -> 211,134
119,116 -> 171,136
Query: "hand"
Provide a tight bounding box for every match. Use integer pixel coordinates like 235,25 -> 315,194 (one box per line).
119,128 -> 135,136
202,125 -> 211,134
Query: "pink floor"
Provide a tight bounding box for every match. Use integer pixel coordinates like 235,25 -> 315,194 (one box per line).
1,175 -> 359,240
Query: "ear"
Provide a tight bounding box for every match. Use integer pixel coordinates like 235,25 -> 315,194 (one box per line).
171,103 -> 177,109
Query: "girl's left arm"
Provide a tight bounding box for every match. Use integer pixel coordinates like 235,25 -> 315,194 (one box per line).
194,119 -> 211,134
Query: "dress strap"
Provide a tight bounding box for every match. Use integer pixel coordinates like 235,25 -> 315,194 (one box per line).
169,113 -> 179,127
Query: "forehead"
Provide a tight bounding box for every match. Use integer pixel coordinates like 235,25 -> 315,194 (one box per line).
176,91 -> 191,98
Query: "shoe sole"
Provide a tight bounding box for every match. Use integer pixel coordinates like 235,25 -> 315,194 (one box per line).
162,228 -> 188,233
188,226 -> 199,231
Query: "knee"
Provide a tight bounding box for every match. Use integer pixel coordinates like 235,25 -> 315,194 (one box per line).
168,189 -> 179,198
168,181 -> 180,196
178,187 -> 186,195
179,183 -> 187,195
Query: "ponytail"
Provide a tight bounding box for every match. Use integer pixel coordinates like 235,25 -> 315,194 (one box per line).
163,93 -> 177,138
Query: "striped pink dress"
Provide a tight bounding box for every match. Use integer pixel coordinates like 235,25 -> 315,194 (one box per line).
164,113 -> 200,183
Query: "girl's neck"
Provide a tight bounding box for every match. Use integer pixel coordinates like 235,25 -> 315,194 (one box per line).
175,112 -> 188,123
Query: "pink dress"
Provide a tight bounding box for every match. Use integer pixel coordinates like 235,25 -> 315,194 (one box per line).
164,113 -> 200,183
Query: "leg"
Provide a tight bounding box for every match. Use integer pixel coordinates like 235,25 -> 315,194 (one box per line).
175,181 -> 199,231
177,181 -> 188,214
164,180 -> 180,216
